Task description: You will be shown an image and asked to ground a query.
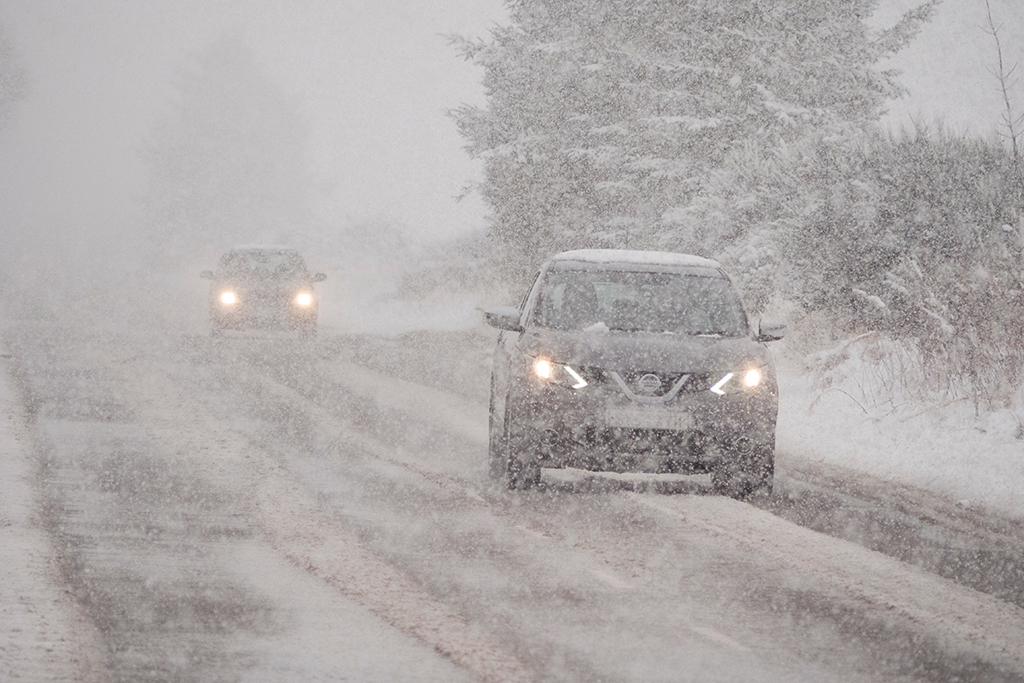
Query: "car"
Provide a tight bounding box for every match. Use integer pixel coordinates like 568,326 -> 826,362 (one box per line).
484,249 -> 786,498
200,246 -> 326,338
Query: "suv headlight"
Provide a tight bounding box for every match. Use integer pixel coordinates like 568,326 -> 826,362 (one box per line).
295,292 -> 313,307
532,357 -> 588,390
219,291 -> 237,305
709,368 -> 764,395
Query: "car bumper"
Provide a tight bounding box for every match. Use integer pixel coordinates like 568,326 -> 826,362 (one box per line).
211,304 -> 317,330
507,376 -> 777,474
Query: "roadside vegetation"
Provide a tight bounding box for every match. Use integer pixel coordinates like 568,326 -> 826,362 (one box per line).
447,0 -> 1024,418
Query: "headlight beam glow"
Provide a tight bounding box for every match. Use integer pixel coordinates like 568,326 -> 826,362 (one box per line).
533,358 -> 587,389
710,369 -> 763,395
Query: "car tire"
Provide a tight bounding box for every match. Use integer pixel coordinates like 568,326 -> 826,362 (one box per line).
505,447 -> 541,490
487,390 -> 508,482
712,446 -> 774,501
489,398 -> 540,491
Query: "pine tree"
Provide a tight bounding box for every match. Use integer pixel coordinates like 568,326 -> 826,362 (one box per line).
140,36 -> 312,270
452,0 -> 937,281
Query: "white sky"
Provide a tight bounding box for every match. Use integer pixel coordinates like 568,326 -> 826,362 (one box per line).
0,0 -> 507,252
0,0 -> 1021,258
874,0 -> 1024,137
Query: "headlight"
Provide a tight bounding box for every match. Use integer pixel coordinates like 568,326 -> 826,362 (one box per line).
532,357 -> 587,389
295,292 -> 313,307
709,368 -> 764,395
219,291 -> 237,305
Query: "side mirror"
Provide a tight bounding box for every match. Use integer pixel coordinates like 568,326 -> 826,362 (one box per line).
484,306 -> 524,332
200,270 -> 215,280
312,272 -> 327,282
755,317 -> 786,342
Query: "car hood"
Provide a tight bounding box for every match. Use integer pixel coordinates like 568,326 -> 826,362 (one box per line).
517,327 -> 773,373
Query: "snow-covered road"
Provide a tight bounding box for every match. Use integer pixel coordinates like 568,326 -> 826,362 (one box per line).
3,320 -> 1024,682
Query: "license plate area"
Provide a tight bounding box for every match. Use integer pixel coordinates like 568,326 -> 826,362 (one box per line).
604,405 -> 693,431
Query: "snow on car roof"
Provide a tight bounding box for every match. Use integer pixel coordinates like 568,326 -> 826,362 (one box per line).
228,244 -> 300,252
551,249 -> 721,269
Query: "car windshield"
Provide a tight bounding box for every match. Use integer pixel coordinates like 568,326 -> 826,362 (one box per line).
533,268 -> 748,336
219,250 -> 309,280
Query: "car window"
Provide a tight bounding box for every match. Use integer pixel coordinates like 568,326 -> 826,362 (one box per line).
533,269 -> 748,336
219,250 -> 309,279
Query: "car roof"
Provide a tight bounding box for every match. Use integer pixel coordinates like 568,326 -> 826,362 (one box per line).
227,244 -> 300,253
549,249 -> 722,270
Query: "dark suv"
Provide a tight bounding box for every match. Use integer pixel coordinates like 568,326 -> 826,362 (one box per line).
201,246 -> 326,338
485,249 -> 785,498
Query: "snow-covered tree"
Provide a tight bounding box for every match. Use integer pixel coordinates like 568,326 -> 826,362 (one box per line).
452,0 -> 937,280
140,36 -> 312,269
0,24 -> 27,128
713,120 -> 1023,407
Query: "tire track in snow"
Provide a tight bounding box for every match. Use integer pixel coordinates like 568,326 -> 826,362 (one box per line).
144,355 -> 535,683
629,492 -> 1024,675
0,344 -> 111,683
325,359 -> 490,445
310,348 -> 1024,677
249,457 -> 533,683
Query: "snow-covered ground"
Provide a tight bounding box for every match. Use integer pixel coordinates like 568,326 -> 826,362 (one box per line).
778,373 -> 1024,521
0,327 -> 522,682
0,350 -> 109,681
3,296 -> 1023,680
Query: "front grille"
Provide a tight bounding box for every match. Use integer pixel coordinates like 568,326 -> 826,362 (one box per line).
575,426 -> 708,456
617,371 -> 687,397
245,291 -> 292,305
576,368 -> 687,394
574,366 -> 721,400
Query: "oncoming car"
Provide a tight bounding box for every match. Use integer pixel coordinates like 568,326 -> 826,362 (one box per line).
201,246 -> 326,338
484,249 -> 786,498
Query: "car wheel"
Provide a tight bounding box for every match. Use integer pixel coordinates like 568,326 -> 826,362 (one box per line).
490,400 -> 540,491
487,388 -> 508,482
505,445 -> 541,491
712,446 -> 774,501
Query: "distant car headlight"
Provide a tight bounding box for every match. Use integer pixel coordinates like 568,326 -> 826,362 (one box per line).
219,291 -> 237,305
295,292 -> 313,307
532,357 -> 587,389
709,368 -> 764,395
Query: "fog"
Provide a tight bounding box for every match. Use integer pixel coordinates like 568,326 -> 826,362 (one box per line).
1,0 -> 1021,327
0,0 -> 506,329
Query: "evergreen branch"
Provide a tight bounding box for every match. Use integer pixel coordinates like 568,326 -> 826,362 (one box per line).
871,0 -> 941,58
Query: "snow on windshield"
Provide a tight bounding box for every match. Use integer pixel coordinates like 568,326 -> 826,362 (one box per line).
219,249 -> 309,280
533,268 -> 748,336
